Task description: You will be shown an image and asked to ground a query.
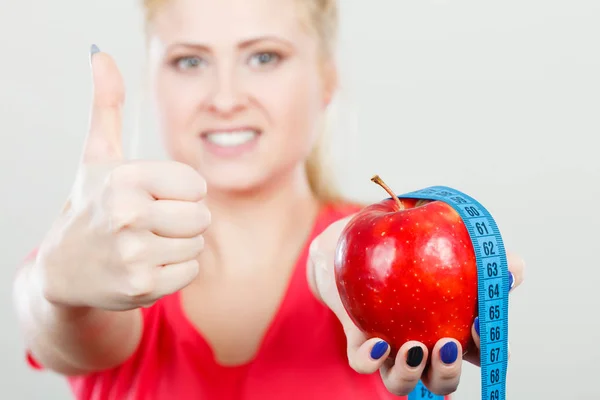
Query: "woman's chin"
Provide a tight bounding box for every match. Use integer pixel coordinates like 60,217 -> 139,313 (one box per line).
202,167 -> 271,197
201,162 -> 303,199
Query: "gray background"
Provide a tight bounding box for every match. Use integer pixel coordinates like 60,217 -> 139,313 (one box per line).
2,0 -> 599,399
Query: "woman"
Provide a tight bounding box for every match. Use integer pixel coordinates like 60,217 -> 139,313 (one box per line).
13,0 -> 525,399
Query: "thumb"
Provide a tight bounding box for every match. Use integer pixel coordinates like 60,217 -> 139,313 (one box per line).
309,215 -> 355,308
81,44 -> 125,164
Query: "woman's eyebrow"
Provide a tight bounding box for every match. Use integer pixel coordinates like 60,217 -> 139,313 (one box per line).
166,35 -> 295,53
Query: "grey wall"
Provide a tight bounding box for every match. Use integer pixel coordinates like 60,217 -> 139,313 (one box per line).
1,1 -> 599,399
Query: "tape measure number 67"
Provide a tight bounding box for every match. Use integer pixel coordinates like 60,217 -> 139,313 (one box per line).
399,186 -> 510,400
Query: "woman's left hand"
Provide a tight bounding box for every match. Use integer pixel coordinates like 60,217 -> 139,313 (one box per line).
307,216 -> 525,397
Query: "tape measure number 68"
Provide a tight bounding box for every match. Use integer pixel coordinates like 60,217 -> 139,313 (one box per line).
398,186 -> 510,400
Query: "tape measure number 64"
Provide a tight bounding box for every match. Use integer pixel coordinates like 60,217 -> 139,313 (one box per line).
397,186 -> 510,400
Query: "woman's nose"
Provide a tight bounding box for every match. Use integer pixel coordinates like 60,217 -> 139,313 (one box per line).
206,69 -> 247,116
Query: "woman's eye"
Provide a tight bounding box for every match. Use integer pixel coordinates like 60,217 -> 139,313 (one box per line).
175,56 -> 205,70
249,52 -> 281,67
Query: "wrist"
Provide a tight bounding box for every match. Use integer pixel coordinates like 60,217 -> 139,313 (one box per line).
24,252 -> 91,317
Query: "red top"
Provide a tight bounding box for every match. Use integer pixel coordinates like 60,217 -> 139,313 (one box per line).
26,203 -> 450,400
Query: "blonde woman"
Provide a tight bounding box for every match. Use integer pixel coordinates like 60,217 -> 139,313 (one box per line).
13,0 -> 525,399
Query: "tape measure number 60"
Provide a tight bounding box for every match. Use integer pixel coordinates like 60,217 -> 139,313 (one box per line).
397,186 -> 510,400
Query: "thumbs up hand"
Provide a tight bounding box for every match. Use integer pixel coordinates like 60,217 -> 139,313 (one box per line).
37,46 -> 210,311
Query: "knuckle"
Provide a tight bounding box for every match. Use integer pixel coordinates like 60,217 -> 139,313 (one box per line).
438,367 -> 460,383
347,357 -> 364,374
107,205 -> 137,233
117,234 -> 146,265
432,383 -> 460,397
105,163 -> 146,196
105,164 -> 133,188
428,375 -> 461,396
124,271 -> 156,299
384,383 -> 410,397
101,189 -> 142,233
347,353 -> 373,375
384,375 -> 419,396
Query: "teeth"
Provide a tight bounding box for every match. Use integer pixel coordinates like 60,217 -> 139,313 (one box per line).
204,130 -> 258,147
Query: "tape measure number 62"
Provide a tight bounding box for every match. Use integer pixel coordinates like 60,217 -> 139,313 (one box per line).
398,186 -> 510,400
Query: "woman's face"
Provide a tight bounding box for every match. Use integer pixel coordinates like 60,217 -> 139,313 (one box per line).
148,0 -> 336,194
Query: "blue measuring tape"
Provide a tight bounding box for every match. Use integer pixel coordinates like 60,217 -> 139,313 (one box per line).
390,186 -> 510,400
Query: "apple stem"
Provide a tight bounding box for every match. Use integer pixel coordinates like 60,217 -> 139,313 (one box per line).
371,175 -> 405,210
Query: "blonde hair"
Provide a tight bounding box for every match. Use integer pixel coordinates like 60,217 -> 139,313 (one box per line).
142,0 -> 343,204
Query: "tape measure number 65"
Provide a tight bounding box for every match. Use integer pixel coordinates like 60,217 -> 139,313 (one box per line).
398,186 -> 510,400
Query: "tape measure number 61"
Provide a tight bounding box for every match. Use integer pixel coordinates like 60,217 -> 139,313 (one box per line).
398,186 -> 510,400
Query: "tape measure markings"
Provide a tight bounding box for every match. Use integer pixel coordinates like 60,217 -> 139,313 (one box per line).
396,186 -> 509,400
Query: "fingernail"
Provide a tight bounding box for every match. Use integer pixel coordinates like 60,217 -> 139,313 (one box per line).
440,341 -> 458,364
474,317 -> 480,336
406,346 -> 424,367
370,341 -> 389,360
509,273 -> 515,291
90,44 -> 100,57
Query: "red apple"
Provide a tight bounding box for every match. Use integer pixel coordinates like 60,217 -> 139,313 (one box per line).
334,175 -> 478,359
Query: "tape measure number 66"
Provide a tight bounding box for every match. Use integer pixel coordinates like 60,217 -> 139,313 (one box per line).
397,186 -> 510,400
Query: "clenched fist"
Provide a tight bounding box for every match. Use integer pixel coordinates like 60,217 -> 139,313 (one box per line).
37,48 -> 210,311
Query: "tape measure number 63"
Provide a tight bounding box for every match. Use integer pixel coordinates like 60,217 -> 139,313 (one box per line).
398,186 -> 510,400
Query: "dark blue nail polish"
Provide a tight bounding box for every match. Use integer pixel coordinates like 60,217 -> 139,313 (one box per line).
509,273 -> 514,291
440,341 -> 458,364
90,44 -> 100,56
474,317 -> 480,336
370,341 -> 389,360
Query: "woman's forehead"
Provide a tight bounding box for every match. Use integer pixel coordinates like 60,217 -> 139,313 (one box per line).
151,0 -> 312,47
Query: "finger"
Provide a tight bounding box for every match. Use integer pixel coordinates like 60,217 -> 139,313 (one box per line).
82,45 -> 125,164
308,215 -> 394,376
507,251 -> 525,291
153,259 -> 200,298
422,339 -> 463,396
345,332 -> 390,374
473,318 -> 481,349
379,341 -> 428,396
307,215 -> 355,307
117,161 -> 207,202
143,200 -> 211,238
149,234 -> 205,266
463,319 -> 481,366
467,318 -> 510,364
